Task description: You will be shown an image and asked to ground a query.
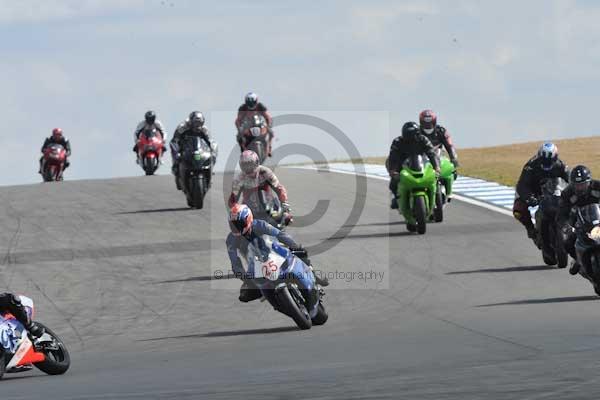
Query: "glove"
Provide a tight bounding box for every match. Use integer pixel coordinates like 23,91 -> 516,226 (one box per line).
27,321 -> 45,339
281,202 -> 291,213
526,196 -> 539,207
561,224 -> 574,236
451,158 -> 459,168
435,167 -> 441,178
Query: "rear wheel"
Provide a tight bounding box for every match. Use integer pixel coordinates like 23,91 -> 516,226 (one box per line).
279,285 -> 312,330
33,323 -> 70,375
414,196 -> 427,235
556,235 -> 568,269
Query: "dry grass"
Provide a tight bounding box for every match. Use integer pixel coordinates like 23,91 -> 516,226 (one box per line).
353,136 -> 600,186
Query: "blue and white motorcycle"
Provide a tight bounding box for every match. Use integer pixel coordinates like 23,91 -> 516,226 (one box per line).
242,236 -> 328,330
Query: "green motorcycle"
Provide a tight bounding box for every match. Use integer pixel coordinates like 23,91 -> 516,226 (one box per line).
396,155 -> 437,234
433,155 -> 457,223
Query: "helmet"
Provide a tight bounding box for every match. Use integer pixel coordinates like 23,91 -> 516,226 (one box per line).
245,92 -> 258,109
229,203 -> 253,236
571,165 -> 592,195
402,121 -> 420,141
239,150 -> 260,175
52,128 -> 63,140
145,110 -> 156,124
537,142 -> 558,171
419,109 -> 437,135
188,111 -> 205,133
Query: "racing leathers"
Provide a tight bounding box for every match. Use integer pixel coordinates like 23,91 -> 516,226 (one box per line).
513,156 -> 569,238
228,165 -> 290,214
235,102 -> 274,155
556,179 -> 600,262
132,120 -> 166,152
39,136 -> 71,173
422,125 -> 459,166
0,293 -> 44,338
169,122 -> 214,176
386,134 -> 439,203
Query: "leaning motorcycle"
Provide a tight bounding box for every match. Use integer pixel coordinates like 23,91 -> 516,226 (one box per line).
242,235 -> 327,330
136,128 -> 165,176
432,151 -> 457,223
0,296 -> 70,379
239,114 -> 269,164
177,136 -> 214,209
233,184 -> 292,230
42,144 -> 67,182
396,154 -> 437,234
534,178 -> 568,268
574,204 -> 600,296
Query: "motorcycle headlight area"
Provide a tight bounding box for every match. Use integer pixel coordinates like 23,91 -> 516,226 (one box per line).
193,151 -> 211,161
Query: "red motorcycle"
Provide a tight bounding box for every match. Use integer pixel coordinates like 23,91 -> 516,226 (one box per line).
0,295 -> 70,378
42,144 -> 67,182
137,128 -> 165,176
238,114 -> 271,164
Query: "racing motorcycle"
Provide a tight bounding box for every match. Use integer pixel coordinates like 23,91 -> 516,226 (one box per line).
42,144 -> 67,182
0,296 -> 70,379
574,204 -> 600,296
233,185 -> 292,230
396,154 -> 437,234
239,114 -> 270,164
242,236 -> 327,330
136,128 -> 165,176
534,178 -> 568,268
433,150 -> 457,223
177,136 -> 214,209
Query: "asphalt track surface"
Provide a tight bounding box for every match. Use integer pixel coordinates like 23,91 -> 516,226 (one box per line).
1,168 -> 599,400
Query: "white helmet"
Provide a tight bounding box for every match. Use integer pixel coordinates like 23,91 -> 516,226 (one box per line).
537,142 -> 558,171
245,92 -> 258,109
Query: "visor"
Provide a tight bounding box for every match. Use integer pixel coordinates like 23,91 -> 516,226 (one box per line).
574,181 -> 590,193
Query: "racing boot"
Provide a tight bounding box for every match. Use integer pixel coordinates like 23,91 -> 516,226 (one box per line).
239,280 -> 262,302
569,260 -> 581,276
390,196 -> 398,210
526,225 -> 540,248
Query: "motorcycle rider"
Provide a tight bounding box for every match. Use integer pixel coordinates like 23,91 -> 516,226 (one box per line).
228,151 -> 292,223
226,204 -> 328,302
39,128 -> 71,174
556,165 -> 600,275
132,110 -> 166,154
513,142 -> 569,243
419,109 -> 459,167
170,111 -> 215,186
235,92 -> 274,155
0,293 -> 44,339
386,121 -> 440,210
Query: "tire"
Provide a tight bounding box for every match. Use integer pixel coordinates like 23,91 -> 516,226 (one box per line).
33,322 -> 70,376
0,351 -> 5,380
433,184 -> 444,223
144,157 -> 157,176
191,177 -> 205,209
311,302 -> 328,326
248,141 -> 266,164
542,251 -> 557,266
279,285 -> 312,330
556,235 -> 568,269
44,167 -> 54,182
414,196 -> 427,235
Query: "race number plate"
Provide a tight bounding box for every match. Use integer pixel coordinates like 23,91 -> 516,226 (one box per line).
260,252 -> 286,281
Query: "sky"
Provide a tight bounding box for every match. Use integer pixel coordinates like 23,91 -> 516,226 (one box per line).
1,0 -> 599,185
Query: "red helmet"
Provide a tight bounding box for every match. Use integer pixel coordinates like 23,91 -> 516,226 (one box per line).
419,110 -> 437,134
229,203 -> 254,236
52,128 -> 63,140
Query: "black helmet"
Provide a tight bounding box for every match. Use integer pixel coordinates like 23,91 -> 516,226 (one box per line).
402,121 -> 420,141
145,110 -> 156,124
188,111 -> 205,132
571,165 -> 592,195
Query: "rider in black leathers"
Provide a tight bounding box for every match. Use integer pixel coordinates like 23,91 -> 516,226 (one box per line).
556,165 -> 600,275
386,122 -> 440,209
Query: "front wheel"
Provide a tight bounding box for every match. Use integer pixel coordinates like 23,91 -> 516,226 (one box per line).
33,322 -> 70,376
144,156 -> 158,175
414,196 -> 427,235
279,285 -> 312,330
311,302 -> 328,326
0,351 -> 5,380
555,234 -> 568,269
190,176 -> 205,209
433,183 -> 444,223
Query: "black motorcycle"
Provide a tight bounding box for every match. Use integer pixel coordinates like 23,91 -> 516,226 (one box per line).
534,178 -> 568,268
177,136 -> 213,209
574,203 -> 600,295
